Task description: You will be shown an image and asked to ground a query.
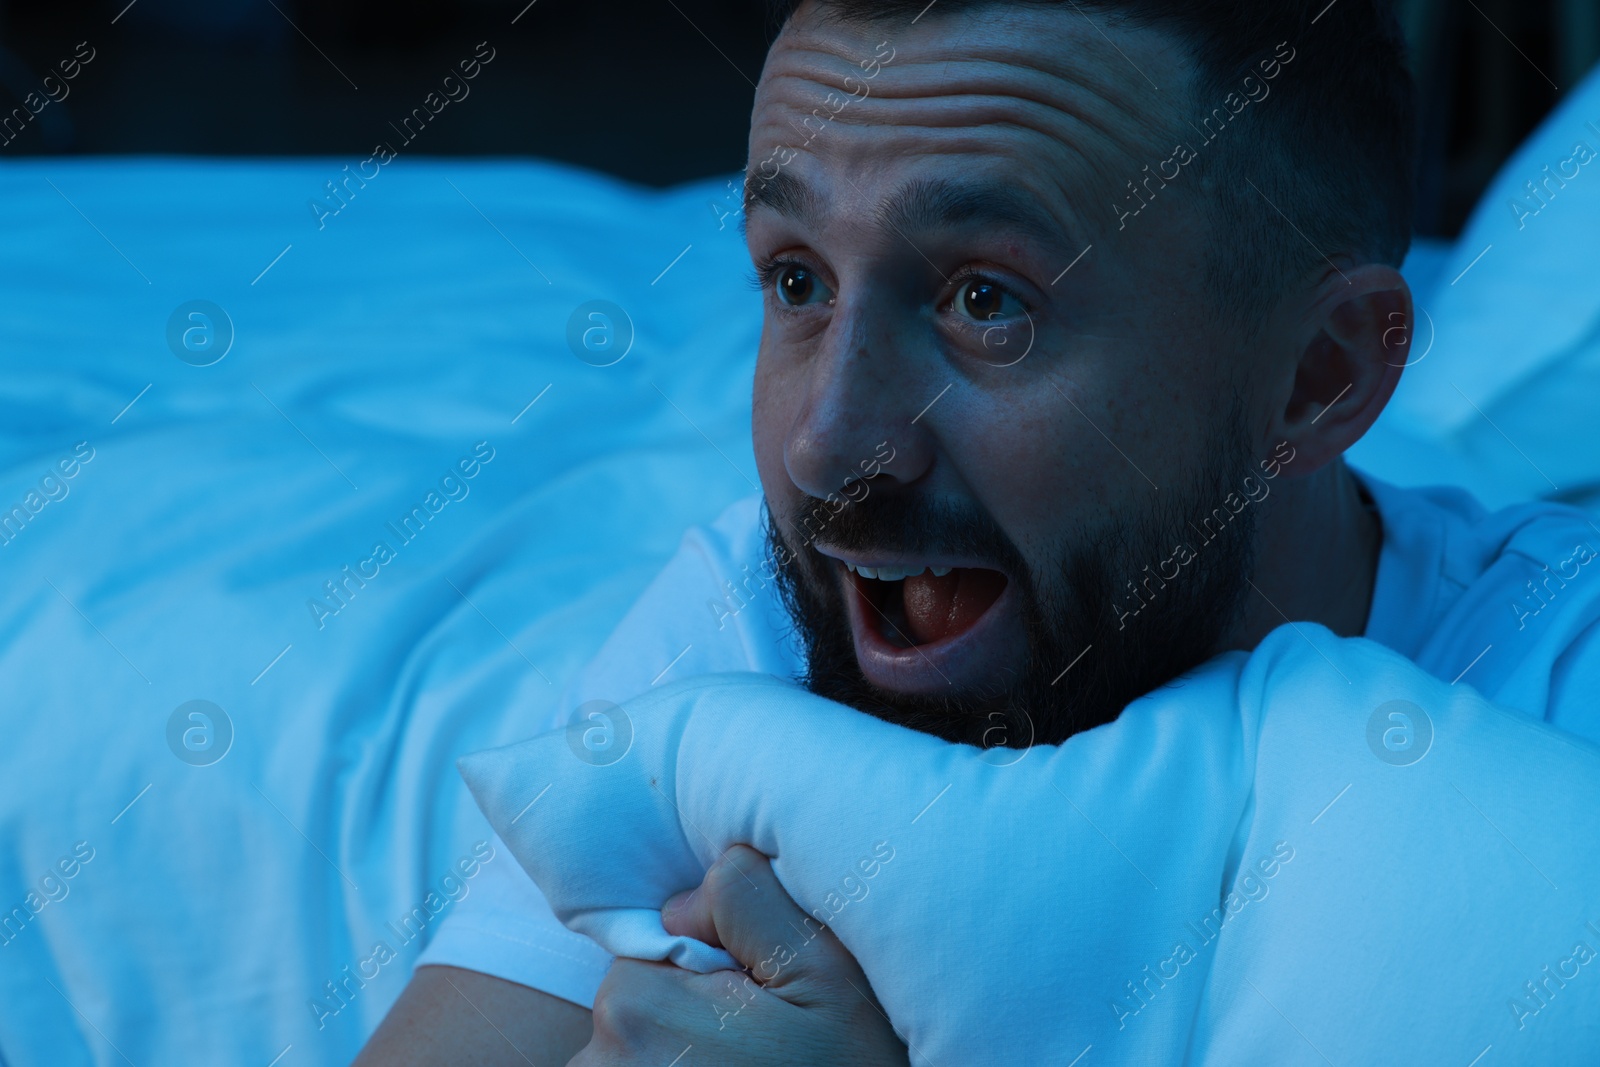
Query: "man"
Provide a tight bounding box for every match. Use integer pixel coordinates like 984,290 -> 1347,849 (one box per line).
359,0 -> 1600,1062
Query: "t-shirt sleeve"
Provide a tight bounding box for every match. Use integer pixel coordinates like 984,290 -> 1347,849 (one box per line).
412,826 -> 616,1006
413,494 -> 801,1006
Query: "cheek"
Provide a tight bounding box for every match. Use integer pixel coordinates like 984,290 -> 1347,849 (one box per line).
751,347 -> 791,490
951,389 -> 1105,549
949,363 -> 1194,566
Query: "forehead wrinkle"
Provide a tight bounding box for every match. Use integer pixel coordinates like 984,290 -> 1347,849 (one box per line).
744,121 -> 1126,245
751,34 -> 1188,229
758,53 -> 1157,156
775,8 -> 1185,142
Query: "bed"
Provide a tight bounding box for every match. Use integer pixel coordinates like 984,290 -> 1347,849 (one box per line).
2,61 -> 1598,1066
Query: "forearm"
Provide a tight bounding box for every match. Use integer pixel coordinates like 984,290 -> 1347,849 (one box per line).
356,965 -> 592,1066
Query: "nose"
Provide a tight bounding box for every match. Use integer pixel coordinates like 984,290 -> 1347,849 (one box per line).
782,301 -> 937,501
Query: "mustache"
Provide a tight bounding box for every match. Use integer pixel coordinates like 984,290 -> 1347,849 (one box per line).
784,489 -> 1031,579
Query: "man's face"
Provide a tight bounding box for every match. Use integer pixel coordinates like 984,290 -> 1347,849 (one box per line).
746,3 -> 1272,747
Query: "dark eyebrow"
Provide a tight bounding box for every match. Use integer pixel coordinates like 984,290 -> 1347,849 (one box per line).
875,176 -> 1072,244
741,169 -> 823,239
742,169 -> 1075,253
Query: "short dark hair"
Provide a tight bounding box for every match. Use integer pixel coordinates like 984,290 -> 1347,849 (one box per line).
764,0 -> 1415,331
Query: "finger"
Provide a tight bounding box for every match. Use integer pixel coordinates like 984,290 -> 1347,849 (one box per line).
661,884 -> 713,944
664,845 -> 860,994
660,845 -> 761,946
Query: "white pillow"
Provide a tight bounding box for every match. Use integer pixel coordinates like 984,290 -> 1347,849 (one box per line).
461,623 -> 1600,1063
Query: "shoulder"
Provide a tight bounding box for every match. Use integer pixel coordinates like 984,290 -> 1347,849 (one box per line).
1365,473 -> 1600,735
1374,475 -> 1594,571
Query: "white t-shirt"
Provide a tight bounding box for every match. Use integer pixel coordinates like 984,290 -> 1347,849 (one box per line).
413,473 -> 1600,1006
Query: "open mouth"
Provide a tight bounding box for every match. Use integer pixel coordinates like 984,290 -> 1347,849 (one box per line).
815,545 -> 1027,694
844,562 -> 1009,648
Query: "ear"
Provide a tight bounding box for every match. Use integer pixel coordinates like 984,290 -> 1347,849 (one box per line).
1266,263 -> 1411,478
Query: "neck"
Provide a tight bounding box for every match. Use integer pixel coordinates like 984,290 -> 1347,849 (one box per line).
1223,458 -> 1382,653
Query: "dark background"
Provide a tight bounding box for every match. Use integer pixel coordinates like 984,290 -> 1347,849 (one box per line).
1,0 -> 1596,237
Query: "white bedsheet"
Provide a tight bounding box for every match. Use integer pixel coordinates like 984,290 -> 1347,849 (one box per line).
0,156 -> 765,1066
2,64 -> 1599,1063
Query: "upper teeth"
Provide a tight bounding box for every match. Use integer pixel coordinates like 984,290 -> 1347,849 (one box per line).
846,563 -> 954,580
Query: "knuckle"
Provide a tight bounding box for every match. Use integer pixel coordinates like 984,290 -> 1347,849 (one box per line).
587,994 -> 620,1039
703,857 -> 743,899
709,845 -> 767,893
589,987 -> 647,1045
590,966 -> 658,1045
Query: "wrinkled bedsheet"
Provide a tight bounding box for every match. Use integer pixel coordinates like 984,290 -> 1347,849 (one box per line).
0,155 -> 765,1066
3,60 -> 1600,1062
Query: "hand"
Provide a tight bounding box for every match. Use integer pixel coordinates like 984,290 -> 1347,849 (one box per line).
569,845 -> 910,1067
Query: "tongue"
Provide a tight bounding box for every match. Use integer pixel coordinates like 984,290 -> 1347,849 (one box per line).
901,568 -> 1007,645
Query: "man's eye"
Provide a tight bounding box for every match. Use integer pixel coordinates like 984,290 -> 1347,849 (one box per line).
774,263 -> 832,307
953,278 -> 1025,321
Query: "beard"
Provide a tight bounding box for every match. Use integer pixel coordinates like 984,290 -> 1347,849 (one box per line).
763,400 -> 1262,750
